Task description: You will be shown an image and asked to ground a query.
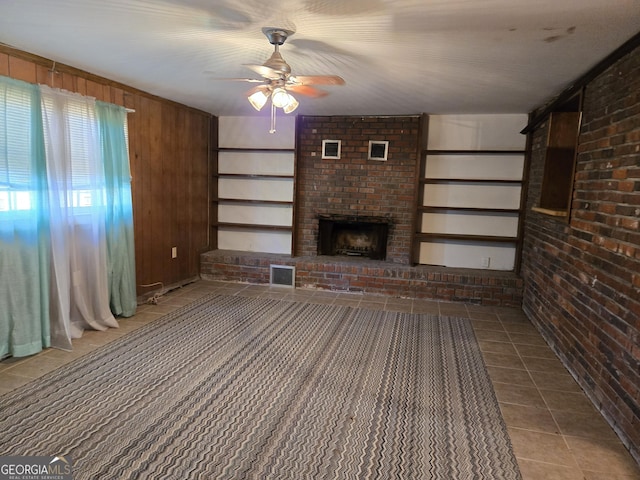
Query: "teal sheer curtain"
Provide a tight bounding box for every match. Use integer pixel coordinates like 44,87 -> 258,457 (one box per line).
96,101 -> 137,318
0,77 -> 51,357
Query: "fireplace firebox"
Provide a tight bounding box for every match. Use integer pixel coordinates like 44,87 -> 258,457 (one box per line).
317,215 -> 389,260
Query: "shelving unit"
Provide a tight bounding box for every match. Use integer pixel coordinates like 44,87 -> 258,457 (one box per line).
412,120 -> 527,270
213,145 -> 296,254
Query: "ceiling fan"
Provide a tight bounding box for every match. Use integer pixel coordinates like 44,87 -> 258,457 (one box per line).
215,27 -> 345,132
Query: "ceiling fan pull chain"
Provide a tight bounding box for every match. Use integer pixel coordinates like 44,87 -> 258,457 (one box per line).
269,102 -> 277,134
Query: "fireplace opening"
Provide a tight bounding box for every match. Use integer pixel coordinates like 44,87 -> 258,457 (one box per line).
317,215 -> 389,260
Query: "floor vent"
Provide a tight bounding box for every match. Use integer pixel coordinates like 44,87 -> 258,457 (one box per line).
270,265 -> 295,288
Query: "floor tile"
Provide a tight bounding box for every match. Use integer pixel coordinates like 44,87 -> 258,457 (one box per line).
499,403 -> 560,434
472,329 -> 512,342
384,302 -> 413,313
517,458 -> 586,480
438,303 -> 469,315
552,410 -> 622,442
530,372 -> 584,393
498,312 -> 530,323
521,356 -> 569,374
466,311 -> 500,322
508,427 -> 578,467
583,471 -> 640,480
470,319 -> 505,332
482,352 -> 526,370
332,297 -> 362,307
411,301 -> 440,314
566,436 -> 640,477
539,389 -> 600,415
479,344 -> 518,361
493,382 -> 547,409
515,344 -> 558,359
509,332 -> 549,346
501,322 -> 538,334
487,366 -> 536,388
4,356 -> 69,379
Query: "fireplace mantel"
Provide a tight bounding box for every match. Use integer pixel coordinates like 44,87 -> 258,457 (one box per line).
317,214 -> 392,224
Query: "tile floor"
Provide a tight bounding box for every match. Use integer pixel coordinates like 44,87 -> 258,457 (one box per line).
1,280 -> 639,480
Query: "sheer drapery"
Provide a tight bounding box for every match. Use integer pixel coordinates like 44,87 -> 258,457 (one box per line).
0,77 -> 51,357
96,101 -> 137,318
39,85 -> 119,349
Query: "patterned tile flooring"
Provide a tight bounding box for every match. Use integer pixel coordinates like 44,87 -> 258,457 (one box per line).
1,280 -> 639,480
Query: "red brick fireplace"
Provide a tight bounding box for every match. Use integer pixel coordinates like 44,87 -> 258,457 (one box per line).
295,115 -> 420,264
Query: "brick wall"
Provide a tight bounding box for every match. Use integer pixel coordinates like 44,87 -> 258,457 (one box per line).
521,44 -> 640,462
295,115 -> 422,264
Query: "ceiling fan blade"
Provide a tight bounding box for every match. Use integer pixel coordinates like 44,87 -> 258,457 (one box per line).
244,64 -> 282,80
286,85 -> 329,98
290,75 -> 345,86
203,72 -> 265,83
210,77 -> 265,83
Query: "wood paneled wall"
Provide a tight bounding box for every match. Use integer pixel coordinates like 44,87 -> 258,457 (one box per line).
0,46 -> 213,296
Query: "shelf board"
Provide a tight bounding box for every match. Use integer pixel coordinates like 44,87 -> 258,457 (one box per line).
531,206 -> 568,217
420,178 -> 522,185
213,222 -> 293,231
418,206 -> 520,213
215,198 -> 293,206
217,147 -> 295,153
423,149 -> 525,155
215,173 -> 294,180
414,233 -> 517,243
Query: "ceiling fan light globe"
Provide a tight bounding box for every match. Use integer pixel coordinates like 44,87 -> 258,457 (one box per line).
283,95 -> 299,114
248,90 -> 269,111
271,88 -> 291,108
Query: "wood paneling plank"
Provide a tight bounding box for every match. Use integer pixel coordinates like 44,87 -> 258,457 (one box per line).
0,52 -> 8,76
8,56 -> 37,83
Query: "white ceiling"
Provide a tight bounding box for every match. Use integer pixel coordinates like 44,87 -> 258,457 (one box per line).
1,0 -> 639,118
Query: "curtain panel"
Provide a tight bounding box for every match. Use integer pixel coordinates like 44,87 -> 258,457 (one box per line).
0,76 -> 136,358
97,101 -> 137,318
0,77 -> 51,358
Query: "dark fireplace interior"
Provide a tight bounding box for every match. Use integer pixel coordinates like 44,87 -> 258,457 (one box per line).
317,215 -> 389,260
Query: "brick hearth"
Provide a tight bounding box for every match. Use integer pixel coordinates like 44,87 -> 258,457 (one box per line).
200,250 -> 523,307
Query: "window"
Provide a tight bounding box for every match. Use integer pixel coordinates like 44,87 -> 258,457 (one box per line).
40,90 -> 106,211
0,80 -> 41,213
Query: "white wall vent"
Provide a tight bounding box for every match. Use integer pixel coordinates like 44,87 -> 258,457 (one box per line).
270,265 -> 296,288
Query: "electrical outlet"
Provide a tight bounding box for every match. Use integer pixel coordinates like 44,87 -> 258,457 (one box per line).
481,257 -> 490,268
171,246 -> 177,259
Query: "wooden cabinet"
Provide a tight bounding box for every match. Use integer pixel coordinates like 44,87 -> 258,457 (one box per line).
536,112 -> 581,215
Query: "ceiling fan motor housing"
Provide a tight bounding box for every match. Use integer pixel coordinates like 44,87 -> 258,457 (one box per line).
262,27 -> 294,46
